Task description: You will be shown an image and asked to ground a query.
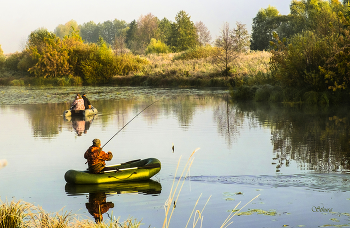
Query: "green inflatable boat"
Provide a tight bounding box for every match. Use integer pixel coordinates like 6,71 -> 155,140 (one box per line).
64,158 -> 161,185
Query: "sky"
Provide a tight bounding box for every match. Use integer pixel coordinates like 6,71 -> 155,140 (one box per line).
0,0 -> 291,54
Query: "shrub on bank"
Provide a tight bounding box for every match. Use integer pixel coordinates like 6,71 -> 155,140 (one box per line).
173,45 -> 218,60
145,38 -> 170,54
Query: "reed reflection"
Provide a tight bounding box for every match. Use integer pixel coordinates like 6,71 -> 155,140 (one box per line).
65,180 -> 162,223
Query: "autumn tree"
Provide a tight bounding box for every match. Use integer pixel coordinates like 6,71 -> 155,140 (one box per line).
232,22 -> 250,52
195,21 -> 212,46
26,29 -> 71,78
0,45 -> 5,69
170,10 -> 198,52
214,22 -> 239,76
135,13 -> 159,53
54,20 -> 79,39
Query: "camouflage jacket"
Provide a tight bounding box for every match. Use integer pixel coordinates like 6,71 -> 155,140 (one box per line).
84,146 -> 113,173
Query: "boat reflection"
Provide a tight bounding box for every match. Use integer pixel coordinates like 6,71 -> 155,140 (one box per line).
63,115 -> 96,136
65,180 -> 162,223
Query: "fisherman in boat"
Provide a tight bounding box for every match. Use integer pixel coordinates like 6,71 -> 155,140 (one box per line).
84,139 -> 114,174
82,93 -> 92,110
70,94 -> 85,110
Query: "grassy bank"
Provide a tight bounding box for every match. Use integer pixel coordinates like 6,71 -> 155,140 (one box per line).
0,51 -> 270,88
0,199 -> 141,228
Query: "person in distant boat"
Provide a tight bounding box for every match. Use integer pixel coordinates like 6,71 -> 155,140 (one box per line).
82,93 -> 92,110
84,139 -> 114,174
70,94 -> 85,110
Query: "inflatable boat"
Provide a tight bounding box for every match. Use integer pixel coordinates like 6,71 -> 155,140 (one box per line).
63,107 -> 98,117
64,158 -> 161,185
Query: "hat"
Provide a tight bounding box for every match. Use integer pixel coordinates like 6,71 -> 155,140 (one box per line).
92,139 -> 101,146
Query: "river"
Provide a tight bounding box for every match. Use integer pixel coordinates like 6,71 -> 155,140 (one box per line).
0,86 -> 350,227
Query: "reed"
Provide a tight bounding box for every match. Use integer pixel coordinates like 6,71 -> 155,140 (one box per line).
0,200 -> 33,228
162,148 -> 201,228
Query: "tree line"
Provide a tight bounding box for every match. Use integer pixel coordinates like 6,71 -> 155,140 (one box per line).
0,9 -> 252,85
54,11 -> 211,54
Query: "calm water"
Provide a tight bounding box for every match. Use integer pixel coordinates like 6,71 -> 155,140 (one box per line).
1,86 -> 350,227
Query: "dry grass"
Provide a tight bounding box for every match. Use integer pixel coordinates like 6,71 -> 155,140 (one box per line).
141,51 -> 271,79
0,199 -> 141,228
162,148 -> 259,228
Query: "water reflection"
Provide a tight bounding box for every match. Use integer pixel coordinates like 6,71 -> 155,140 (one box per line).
235,102 -> 350,173
63,115 -> 96,136
65,180 -> 162,223
22,103 -> 69,138
4,92 -> 350,173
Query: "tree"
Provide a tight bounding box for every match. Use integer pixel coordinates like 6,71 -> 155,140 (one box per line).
54,20 -> 79,39
214,22 -> 239,76
170,10 -> 198,52
157,17 -> 172,46
0,45 -> 5,69
250,6 -> 280,50
80,21 -> 100,43
136,13 -> 159,53
125,20 -> 138,51
195,21 -> 212,46
232,22 -> 250,52
26,31 -> 72,78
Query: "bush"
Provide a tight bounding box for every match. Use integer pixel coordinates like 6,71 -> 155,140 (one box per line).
254,84 -> 274,102
145,38 -> 170,54
10,79 -> 25,86
114,54 -> 149,76
173,45 -> 219,60
230,85 -> 258,100
4,52 -> 23,71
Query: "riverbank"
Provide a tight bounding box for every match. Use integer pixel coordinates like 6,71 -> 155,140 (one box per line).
0,199 -> 142,228
0,51 -> 270,88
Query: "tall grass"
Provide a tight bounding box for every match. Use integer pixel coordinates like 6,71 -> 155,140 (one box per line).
0,199 -> 141,228
162,148 -> 259,228
0,200 -> 32,228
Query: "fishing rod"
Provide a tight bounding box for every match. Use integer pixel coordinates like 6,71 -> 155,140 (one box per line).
101,99 -> 160,149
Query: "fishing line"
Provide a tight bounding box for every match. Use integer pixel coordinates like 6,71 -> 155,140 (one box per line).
101,99 -> 161,149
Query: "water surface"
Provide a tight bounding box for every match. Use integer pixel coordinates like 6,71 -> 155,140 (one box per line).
1,86 -> 350,227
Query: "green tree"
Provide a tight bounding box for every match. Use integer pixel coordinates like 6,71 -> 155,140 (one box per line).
170,10 -> 198,52
80,21 -> 100,43
80,37 -> 117,84
54,20 -> 79,39
126,20 -> 138,50
270,31 -> 335,91
250,6 -> 280,50
157,17 -> 172,46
